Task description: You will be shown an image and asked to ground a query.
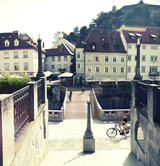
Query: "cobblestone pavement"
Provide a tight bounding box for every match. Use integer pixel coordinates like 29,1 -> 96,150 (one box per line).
39,119 -> 145,166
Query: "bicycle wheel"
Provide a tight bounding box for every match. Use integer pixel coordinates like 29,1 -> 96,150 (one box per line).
106,128 -> 117,138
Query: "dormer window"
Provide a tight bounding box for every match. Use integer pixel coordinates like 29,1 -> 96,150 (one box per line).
103,43 -> 109,50
114,44 -> 120,51
150,34 -> 157,41
101,37 -> 105,41
14,39 -> 19,46
4,40 -> 10,47
135,33 -> 142,40
128,33 -> 135,40
91,43 -> 96,50
113,38 -> 116,42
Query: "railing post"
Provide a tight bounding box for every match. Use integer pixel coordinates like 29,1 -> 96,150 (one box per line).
147,84 -> 159,124
0,94 -> 14,166
27,82 -> 38,120
40,77 -> 47,104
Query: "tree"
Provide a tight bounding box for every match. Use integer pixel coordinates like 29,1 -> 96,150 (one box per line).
52,31 -> 68,45
73,26 -> 79,36
112,6 -> 117,13
67,32 -> 77,42
70,55 -> 76,73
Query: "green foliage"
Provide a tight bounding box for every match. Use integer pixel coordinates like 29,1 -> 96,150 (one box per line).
70,55 -> 76,73
0,73 -> 32,94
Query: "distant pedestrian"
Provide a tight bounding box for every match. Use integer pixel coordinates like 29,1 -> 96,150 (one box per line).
81,85 -> 85,94
68,90 -> 72,102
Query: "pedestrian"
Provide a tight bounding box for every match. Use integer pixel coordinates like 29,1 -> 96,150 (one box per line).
68,90 -> 72,102
81,85 -> 85,94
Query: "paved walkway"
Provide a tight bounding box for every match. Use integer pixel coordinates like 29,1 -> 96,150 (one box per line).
39,120 -> 145,166
39,90 -> 145,166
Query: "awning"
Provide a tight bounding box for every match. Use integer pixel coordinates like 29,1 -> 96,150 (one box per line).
44,71 -> 54,77
58,72 -> 73,78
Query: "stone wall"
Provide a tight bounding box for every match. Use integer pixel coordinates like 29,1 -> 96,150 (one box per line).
131,80 -> 160,166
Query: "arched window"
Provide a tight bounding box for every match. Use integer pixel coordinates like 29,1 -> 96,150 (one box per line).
91,43 -> 96,50
14,39 -> 19,46
103,43 -> 109,50
4,40 -> 10,47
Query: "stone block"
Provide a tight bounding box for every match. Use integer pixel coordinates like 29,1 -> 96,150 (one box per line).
83,138 -> 95,153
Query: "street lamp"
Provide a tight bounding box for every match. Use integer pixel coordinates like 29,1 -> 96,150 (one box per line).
134,38 -> 142,80
36,34 -> 45,78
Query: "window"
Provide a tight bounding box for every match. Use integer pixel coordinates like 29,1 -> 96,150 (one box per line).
95,56 -> 100,62
113,38 -> 116,42
57,64 -> 61,69
135,56 -> 137,61
150,66 -> 157,72
5,63 -> 9,70
142,55 -> 146,62
128,55 -> 131,61
121,57 -> 124,62
103,43 -> 109,50
113,57 -> 116,62
142,66 -> 145,73
77,52 -> 80,58
64,56 -> 67,61
127,67 -> 131,73
101,37 -> 105,41
142,45 -> 146,49
64,64 -> 67,69
14,39 -> 19,46
150,56 -> 158,62
4,40 -> 10,47
14,51 -> 18,58
52,65 -> 55,69
105,67 -> 108,72
78,64 -> 80,69
87,66 -> 92,72
131,36 -> 135,40
113,67 -> 116,73
121,67 -> 124,73
96,67 -> 100,72
14,63 -> 19,70
92,44 -> 96,50
23,51 -> 28,58
58,56 -> 61,61
52,57 -> 55,61
128,45 -> 131,49
151,46 -> 157,50
87,55 -> 91,62
105,56 -> 108,62
24,62 -> 28,70
4,52 -> 9,59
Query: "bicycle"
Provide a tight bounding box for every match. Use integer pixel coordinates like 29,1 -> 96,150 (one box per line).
106,122 -> 131,138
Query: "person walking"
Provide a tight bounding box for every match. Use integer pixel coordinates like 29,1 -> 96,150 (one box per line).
81,85 -> 85,94
68,90 -> 72,102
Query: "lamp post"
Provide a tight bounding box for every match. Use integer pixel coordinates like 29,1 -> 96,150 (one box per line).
36,34 -> 45,78
134,38 -> 142,80
83,96 -> 95,153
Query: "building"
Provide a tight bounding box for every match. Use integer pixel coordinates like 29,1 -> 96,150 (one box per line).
45,43 -> 74,74
119,25 -> 160,80
0,31 -> 46,76
76,26 -> 127,84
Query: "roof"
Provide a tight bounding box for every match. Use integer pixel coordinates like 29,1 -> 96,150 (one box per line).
83,29 -> 127,53
122,27 -> 160,44
45,43 -> 74,57
58,72 -> 73,78
0,32 -> 36,50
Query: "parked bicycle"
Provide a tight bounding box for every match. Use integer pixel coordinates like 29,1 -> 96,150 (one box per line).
106,122 -> 131,138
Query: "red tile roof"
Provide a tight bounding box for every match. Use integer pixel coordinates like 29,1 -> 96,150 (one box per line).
83,29 -> 127,53
45,43 -> 74,57
122,27 -> 160,44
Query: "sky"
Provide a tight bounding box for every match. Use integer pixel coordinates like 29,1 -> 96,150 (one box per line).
0,0 -> 160,48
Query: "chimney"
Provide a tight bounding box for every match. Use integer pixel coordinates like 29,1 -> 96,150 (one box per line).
13,31 -> 18,36
99,25 -> 104,34
83,32 -> 87,41
112,25 -> 116,31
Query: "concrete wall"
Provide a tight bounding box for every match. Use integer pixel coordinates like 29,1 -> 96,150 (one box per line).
131,80 -> 160,166
0,77 -> 48,166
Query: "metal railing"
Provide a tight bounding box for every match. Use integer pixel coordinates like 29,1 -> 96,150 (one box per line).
135,82 -> 148,118
37,79 -> 43,108
13,85 -> 30,140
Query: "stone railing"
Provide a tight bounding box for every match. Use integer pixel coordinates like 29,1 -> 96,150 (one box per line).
91,88 -> 131,120
48,85 -> 67,121
131,80 -> 160,166
0,76 -> 48,166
